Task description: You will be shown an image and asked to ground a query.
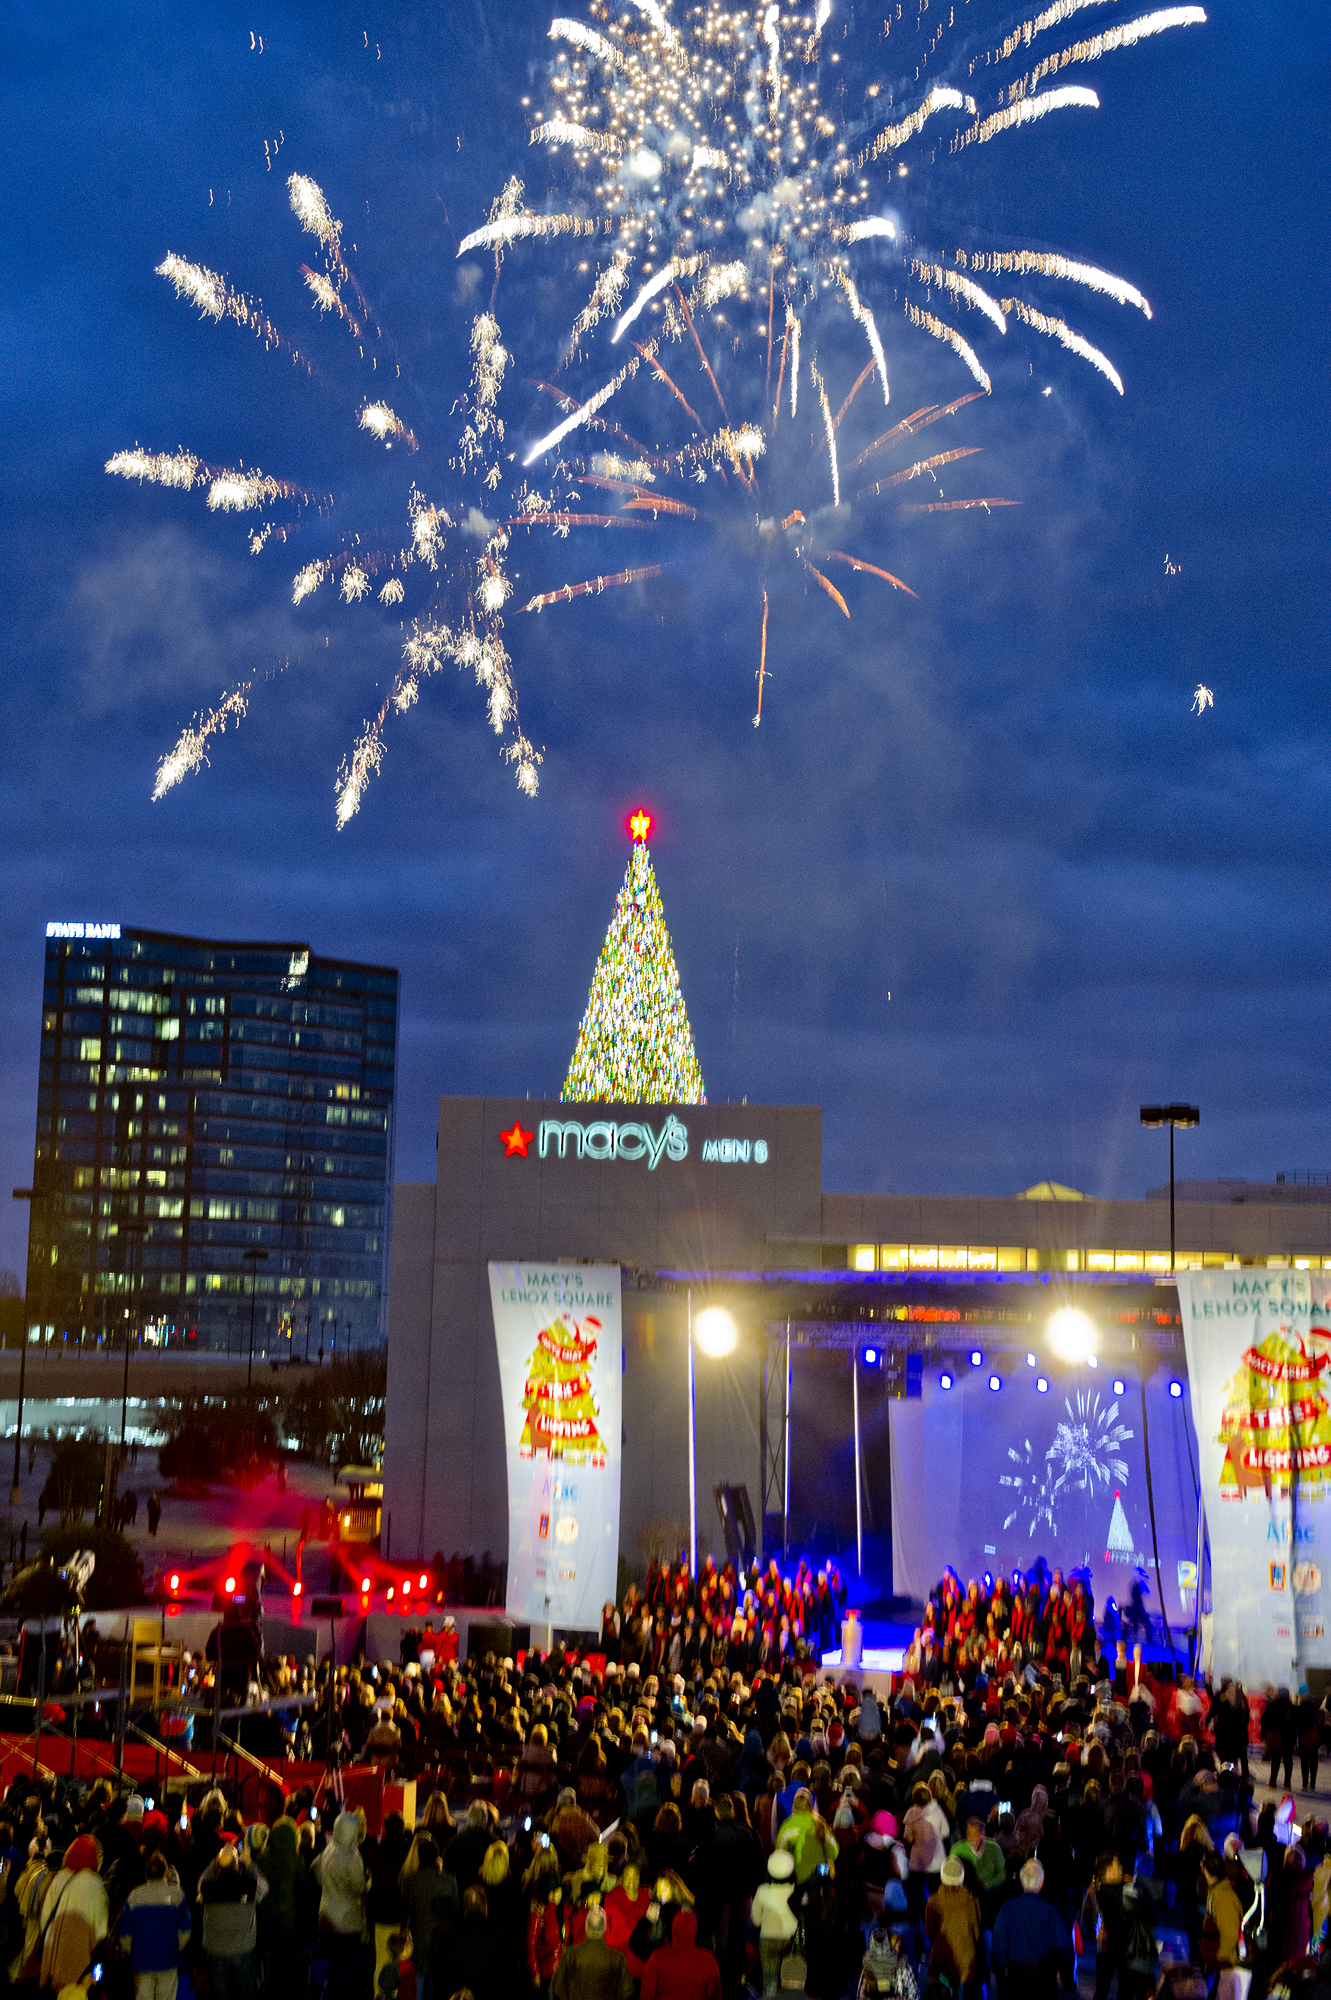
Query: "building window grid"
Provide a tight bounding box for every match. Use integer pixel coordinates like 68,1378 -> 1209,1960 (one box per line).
851,1243 -> 1324,1274
24,933 -> 397,1354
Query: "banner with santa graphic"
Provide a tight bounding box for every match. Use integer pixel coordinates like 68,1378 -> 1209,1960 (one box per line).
488,1263 -> 622,1633
1178,1269 -> 1331,1685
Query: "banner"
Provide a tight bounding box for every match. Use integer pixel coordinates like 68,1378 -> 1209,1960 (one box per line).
1178,1270 -> 1331,1686
488,1262 -> 622,1634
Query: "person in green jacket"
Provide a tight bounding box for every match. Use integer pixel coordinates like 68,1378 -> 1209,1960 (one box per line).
775,1790 -> 839,1886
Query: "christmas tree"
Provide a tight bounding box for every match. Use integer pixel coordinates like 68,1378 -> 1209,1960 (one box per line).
1216,1326 -> 1331,1501
519,1315 -> 607,1465
561,811 -> 706,1104
1106,1491 -> 1135,1561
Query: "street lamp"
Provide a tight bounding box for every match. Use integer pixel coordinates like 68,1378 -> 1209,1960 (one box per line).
686,1296 -> 736,1576
10,1189 -> 38,1508
1140,1103 -> 1200,1273
116,1220 -> 147,1449
243,1249 -> 269,1389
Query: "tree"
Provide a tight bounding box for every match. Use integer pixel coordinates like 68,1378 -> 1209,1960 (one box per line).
519,1318 -> 606,1465
158,1394 -> 278,1487
40,1433 -> 105,1524
561,824 -> 705,1103
283,1350 -> 386,1468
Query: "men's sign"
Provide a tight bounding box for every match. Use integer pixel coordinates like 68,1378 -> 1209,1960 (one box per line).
488,1263 -> 622,1633
1178,1268 -> 1331,1684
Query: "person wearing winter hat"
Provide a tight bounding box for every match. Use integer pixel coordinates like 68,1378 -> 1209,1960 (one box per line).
638,1905 -> 720,2000
120,1851 -> 191,2000
311,1810 -> 364,1963
40,1839 -> 108,1996
196,1838 -> 268,2000
860,1925 -> 919,1999
750,1849 -> 798,1996
925,1854 -> 981,1991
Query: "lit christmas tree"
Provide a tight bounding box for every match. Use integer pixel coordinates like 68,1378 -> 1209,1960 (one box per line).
561,810 -> 706,1104
519,1316 -> 607,1466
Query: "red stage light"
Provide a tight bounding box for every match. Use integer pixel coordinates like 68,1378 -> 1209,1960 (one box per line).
169,1574 -> 180,1592
293,1581 -> 303,1597
224,1575 -> 236,1594
401,1579 -> 411,1596
418,1573 -> 428,1590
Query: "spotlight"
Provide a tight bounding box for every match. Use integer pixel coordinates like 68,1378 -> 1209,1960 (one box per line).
1036,1377 -> 1049,1394
1169,1380 -> 1184,1399
1113,1379 -> 1127,1396
863,1346 -> 878,1367
402,1580 -> 411,1597
1087,1355 -> 1099,1369
361,1577 -> 370,1595
940,1373 -> 953,1390
983,1571 -> 993,1592
970,1350 -> 983,1367
224,1575 -> 236,1596
1026,1353 -> 1037,1368
293,1581 -> 302,1597
696,1307 -> 738,1358
169,1573 -> 180,1593
988,1375 -> 1001,1392
419,1573 -> 429,1590
1049,1308 -> 1096,1364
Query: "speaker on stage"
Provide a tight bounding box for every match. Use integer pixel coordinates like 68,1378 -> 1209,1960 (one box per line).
464,1617 -> 530,1663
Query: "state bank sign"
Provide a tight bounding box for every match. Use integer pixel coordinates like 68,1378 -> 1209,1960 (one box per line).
500,1116 -> 769,1169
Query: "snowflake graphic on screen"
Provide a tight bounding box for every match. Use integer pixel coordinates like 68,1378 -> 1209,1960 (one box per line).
1001,1439 -> 1059,1537
1047,1390 -> 1132,1500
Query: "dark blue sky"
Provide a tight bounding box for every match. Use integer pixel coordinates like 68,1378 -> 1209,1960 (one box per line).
2,0 -> 1327,1278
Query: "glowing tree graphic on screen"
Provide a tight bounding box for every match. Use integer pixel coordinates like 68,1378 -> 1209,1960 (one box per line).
1217,1327 -> 1331,1501
1048,1390 -> 1132,1499
562,810 -> 706,1104
1106,1490 -> 1135,1561
520,1316 -> 607,1466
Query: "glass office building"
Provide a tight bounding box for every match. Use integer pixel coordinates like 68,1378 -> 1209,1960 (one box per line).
24,923 -> 398,1356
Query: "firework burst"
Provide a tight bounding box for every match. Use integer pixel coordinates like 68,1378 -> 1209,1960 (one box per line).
1001,1437 -> 1059,1537
106,0 -> 1203,821
1047,1389 -> 1133,1499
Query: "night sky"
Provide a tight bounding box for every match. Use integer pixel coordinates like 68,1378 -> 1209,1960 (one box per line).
3,0 -> 1327,1281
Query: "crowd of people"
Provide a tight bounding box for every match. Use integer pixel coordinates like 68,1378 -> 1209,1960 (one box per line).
5,1553 -> 1331,2000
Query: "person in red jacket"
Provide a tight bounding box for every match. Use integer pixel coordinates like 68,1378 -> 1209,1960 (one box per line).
639,1908 -> 722,2000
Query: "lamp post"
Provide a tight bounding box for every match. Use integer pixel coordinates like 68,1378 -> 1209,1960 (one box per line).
243,1249 -> 269,1389
1140,1104 -> 1200,1273
10,1189 -> 38,1508
687,1300 -> 738,1579
117,1220 -> 147,1450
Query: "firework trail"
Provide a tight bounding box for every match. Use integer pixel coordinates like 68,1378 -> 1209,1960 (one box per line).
109,0 -> 1203,810
1004,299 -> 1125,393
1002,1439 -> 1059,1537
153,682 -> 253,800
1193,683 -> 1214,714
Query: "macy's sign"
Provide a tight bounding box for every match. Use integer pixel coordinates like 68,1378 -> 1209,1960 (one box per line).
539,1116 -> 689,1168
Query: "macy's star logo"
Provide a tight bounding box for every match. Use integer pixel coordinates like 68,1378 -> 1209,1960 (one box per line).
500,1120 -> 535,1158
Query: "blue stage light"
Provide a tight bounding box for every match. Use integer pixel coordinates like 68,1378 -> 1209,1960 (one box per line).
970,1350 -> 983,1367
1036,1377 -> 1049,1393
988,1374 -> 1001,1392
983,1571 -> 993,1592
940,1372 -> 953,1390
1087,1354 -> 1099,1369
863,1346 -> 878,1366
1026,1353 -> 1037,1367
1169,1379 -> 1184,1398
1113,1378 -> 1126,1396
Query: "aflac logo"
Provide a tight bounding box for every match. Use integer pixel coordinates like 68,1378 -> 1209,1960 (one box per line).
539,1115 -> 688,1169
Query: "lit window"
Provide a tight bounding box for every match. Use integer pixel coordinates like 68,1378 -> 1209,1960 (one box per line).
909,1245 -> 939,1269
879,1246 -> 909,1269
1145,1252 -> 1171,1273
967,1248 -> 997,1271
937,1246 -> 967,1270
851,1244 -> 876,1272
1114,1252 -> 1143,1272
1087,1251 -> 1114,1272
997,1247 -> 1024,1272
1065,1250 -> 1081,1271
